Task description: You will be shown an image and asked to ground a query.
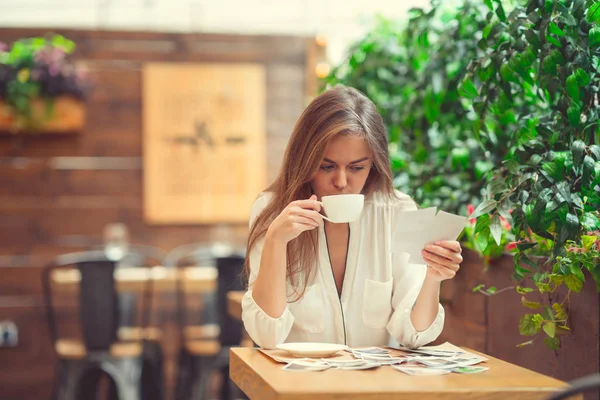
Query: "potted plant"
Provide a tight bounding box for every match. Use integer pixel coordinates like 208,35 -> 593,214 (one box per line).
0,34 -> 91,134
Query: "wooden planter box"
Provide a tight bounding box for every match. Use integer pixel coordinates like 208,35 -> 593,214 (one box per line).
0,96 -> 85,134
437,249 -> 600,393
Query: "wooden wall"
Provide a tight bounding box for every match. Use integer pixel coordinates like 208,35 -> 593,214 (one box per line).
438,250 -> 600,400
0,28 -> 321,399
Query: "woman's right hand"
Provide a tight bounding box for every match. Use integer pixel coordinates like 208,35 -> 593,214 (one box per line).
266,195 -> 323,244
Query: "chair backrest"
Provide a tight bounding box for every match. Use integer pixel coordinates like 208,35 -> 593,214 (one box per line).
42,248 -> 162,352
42,251 -> 119,351
165,243 -> 245,345
165,243 -> 216,343
215,255 -> 245,346
78,258 -> 119,350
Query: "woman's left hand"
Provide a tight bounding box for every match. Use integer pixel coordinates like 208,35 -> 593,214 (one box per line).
421,240 -> 463,282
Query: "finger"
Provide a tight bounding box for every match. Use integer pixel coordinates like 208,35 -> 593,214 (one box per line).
434,240 -> 462,254
292,198 -> 322,211
424,257 -> 457,279
292,221 -> 319,234
422,250 -> 461,271
293,208 -> 324,225
423,244 -> 463,264
289,214 -> 319,227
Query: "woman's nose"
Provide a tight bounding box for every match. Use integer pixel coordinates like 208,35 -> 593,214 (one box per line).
333,170 -> 347,189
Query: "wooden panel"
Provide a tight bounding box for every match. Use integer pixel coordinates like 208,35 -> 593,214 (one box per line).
486,259 -> 600,399
0,166 -> 142,197
0,104 -> 142,157
433,250 -> 488,352
143,63 -> 267,224
0,306 -> 57,400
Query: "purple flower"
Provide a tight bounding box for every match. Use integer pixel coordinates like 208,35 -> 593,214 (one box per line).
31,68 -> 41,80
0,42 -> 6,52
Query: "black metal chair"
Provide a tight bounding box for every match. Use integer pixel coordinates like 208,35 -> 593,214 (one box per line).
546,373 -> 600,400
42,249 -> 163,400
169,243 -> 248,400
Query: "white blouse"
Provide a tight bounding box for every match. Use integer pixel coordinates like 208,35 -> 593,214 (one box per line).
241,190 -> 445,349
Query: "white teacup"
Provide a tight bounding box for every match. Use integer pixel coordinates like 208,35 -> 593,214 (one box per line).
319,194 -> 364,223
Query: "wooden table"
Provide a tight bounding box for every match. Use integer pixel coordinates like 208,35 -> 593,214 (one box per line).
51,266 -> 217,293
230,347 -> 577,400
227,290 -> 244,320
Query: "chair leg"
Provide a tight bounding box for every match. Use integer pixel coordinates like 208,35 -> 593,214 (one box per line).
220,365 -> 231,400
142,341 -> 164,400
56,360 -> 90,400
190,356 -> 216,400
174,350 -> 194,400
101,358 -> 143,400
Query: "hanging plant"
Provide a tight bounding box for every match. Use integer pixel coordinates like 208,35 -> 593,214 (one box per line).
0,34 -> 92,133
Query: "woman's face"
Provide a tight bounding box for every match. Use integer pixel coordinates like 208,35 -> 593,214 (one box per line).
310,134 -> 373,199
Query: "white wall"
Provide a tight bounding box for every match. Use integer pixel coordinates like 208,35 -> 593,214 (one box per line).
0,0 -> 431,65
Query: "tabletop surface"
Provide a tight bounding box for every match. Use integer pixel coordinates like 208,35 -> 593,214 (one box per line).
230,347 -> 574,400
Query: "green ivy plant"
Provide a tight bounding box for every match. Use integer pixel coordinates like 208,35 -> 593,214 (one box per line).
461,0 -> 600,349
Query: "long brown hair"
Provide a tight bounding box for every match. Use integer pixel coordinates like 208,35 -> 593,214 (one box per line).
245,85 -> 396,299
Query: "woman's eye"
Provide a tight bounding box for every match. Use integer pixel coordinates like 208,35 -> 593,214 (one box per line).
351,166 -> 365,172
320,165 -> 334,171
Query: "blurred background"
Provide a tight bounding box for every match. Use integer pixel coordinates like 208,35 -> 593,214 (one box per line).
1,0 -> 599,399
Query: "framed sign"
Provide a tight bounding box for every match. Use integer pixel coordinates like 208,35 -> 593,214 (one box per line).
143,63 -> 266,224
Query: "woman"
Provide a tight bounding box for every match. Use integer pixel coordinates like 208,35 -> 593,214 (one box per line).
242,85 -> 463,349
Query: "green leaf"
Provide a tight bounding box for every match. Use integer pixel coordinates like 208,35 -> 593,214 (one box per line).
500,64 -> 515,82
569,262 -> 586,283
470,199 -> 497,219
522,296 -> 541,309
543,321 -> 556,338
564,274 -> 584,293
490,215 -> 502,246
549,274 -> 565,286
544,336 -> 561,350
582,155 -> 595,183
520,313 -> 542,336
496,2 -> 507,21
590,27 -> 600,47
567,102 -> 582,126
458,77 -> 479,99
475,160 -> 493,180
473,284 -> 485,293
542,162 -> 560,180
566,74 -> 580,101
451,147 -> 470,169
552,303 -> 568,320
533,313 -> 544,325
484,0 -> 493,11
589,144 -> 600,160
548,22 -> 566,36
587,2 -> 600,24
582,235 -> 598,252
476,232 -> 489,252
486,286 -> 497,295
575,68 -> 590,86
547,36 -> 562,48
517,286 -> 534,294
572,140 -> 587,168
517,242 -> 538,251
542,306 -> 554,322
517,340 -> 534,347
